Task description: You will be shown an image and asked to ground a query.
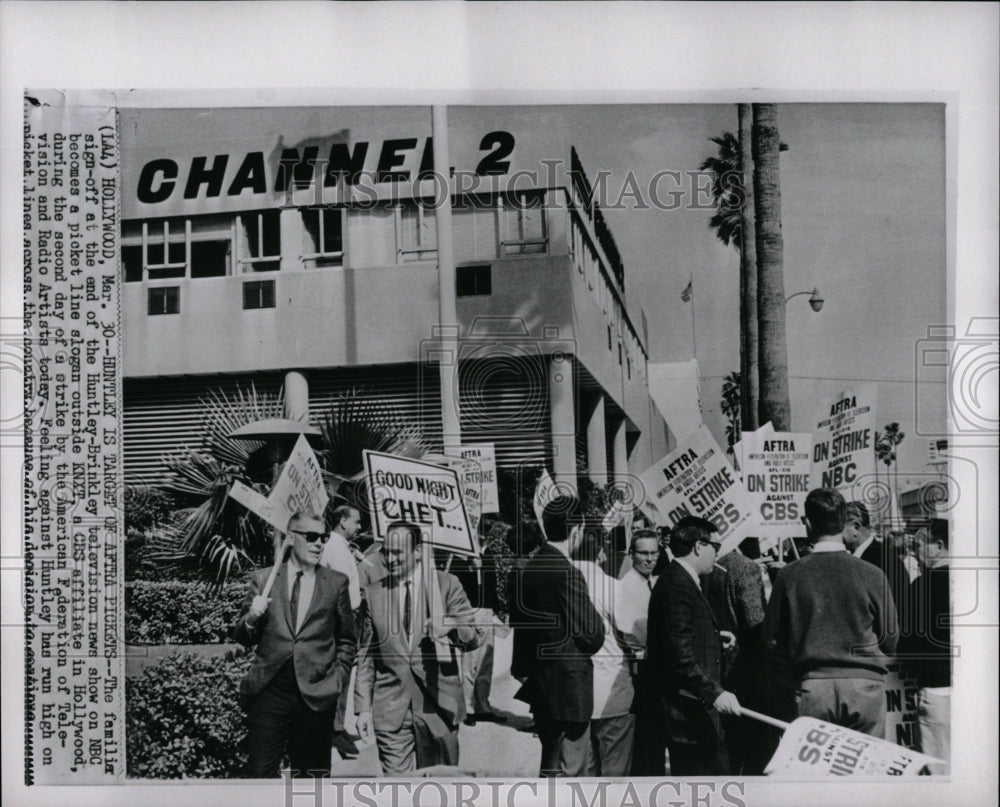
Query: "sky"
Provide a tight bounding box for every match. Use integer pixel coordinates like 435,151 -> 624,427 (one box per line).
556,103 -> 948,484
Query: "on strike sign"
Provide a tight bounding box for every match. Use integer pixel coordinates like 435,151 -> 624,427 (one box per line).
742,429 -> 813,537
764,717 -> 941,778
811,384 -> 877,495
639,425 -> 755,554
363,450 -> 476,556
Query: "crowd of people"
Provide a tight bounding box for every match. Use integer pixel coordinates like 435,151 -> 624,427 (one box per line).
231,489 -> 951,779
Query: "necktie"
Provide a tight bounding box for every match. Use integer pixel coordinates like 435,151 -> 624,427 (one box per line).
647,577 -> 653,591
290,570 -> 303,633
403,580 -> 412,639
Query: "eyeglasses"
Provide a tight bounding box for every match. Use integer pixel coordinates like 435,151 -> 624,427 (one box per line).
292,531 -> 329,544
700,539 -> 722,553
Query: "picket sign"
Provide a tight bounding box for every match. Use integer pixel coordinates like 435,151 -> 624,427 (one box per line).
532,469 -> 557,538
261,536 -> 294,599
738,708 -> 944,778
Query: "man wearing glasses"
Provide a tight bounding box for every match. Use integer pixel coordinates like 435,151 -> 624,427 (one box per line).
643,516 -> 742,775
234,511 -> 357,778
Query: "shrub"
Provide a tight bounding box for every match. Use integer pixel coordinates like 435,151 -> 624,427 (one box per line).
124,486 -> 176,533
126,649 -> 253,778
125,581 -> 246,644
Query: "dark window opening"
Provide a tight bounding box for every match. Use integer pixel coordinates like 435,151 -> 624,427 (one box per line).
243,279 -> 276,310
147,286 -> 180,315
123,245 -> 143,282
190,240 -> 231,278
456,264 -> 492,297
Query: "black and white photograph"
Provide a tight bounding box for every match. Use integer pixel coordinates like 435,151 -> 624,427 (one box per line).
2,4 -> 997,807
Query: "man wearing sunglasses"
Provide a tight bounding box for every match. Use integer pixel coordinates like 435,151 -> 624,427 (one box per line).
643,516 -> 741,775
234,511 -> 357,778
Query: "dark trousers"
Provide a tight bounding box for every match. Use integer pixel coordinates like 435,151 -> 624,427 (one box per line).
246,661 -> 336,778
535,718 -> 590,777
587,714 -> 635,776
667,737 -> 730,776
630,661 -> 667,776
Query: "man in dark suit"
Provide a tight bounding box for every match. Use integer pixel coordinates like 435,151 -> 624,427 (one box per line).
702,544 -> 770,774
234,512 -> 357,778
845,501 -> 910,613
354,521 -> 481,775
511,495 -> 605,777
644,516 -> 741,776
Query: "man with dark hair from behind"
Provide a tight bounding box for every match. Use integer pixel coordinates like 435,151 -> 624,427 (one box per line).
511,495 -> 605,777
900,518 -> 951,773
764,488 -> 899,738
844,500 -> 910,614
643,516 -> 741,776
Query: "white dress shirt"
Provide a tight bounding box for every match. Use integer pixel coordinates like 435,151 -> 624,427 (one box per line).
615,567 -> 656,649
319,529 -> 362,609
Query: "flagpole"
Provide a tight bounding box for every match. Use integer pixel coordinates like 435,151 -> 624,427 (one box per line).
689,275 -> 697,360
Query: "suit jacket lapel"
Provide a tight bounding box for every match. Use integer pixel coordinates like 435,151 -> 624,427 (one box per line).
673,561 -> 718,628
273,562 -> 294,635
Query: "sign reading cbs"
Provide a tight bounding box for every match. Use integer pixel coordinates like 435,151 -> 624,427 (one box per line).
741,428 -> 812,536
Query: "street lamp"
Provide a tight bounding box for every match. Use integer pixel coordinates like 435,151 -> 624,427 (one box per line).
785,286 -> 824,312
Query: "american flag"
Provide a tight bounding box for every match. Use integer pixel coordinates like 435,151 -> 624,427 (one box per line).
680,279 -> 693,302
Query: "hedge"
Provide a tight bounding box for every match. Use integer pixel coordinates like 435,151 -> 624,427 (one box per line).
126,649 -> 252,778
126,581 -> 246,644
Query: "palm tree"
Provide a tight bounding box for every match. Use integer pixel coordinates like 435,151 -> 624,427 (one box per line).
752,103 -> 791,431
737,104 -> 760,431
699,107 -> 779,433
875,423 -> 906,529
154,385 -> 286,587
315,387 -> 431,522
699,131 -> 744,248
147,385 -> 432,587
720,371 -> 742,455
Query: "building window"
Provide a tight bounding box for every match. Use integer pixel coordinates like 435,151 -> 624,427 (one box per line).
123,216 -> 232,281
456,264 -> 492,297
398,201 -> 438,262
147,286 -> 180,315
500,192 -> 547,255
239,210 -> 281,272
243,279 -> 276,310
607,325 -> 613,351
302,207 -> 344,267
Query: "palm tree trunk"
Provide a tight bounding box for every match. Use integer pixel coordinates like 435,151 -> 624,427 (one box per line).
738,104 -> 759,431
752,103 -> 791,431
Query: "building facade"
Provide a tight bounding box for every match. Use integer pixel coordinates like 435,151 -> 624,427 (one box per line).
120,106 -> 672,490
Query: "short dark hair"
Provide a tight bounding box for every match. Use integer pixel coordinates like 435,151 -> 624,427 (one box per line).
385,520 -> 422,547
541,495 -> 583,543
930,518 -> 949,547
630,529 -> 660,554
806,488 -> 847,537
845,501 -> 871,529
571,529 -> 606,564
669,516 -> 718,558
331,504 -> 359,529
